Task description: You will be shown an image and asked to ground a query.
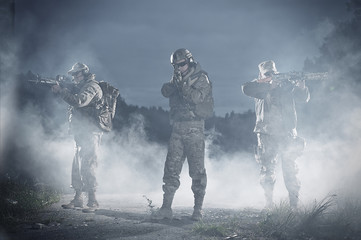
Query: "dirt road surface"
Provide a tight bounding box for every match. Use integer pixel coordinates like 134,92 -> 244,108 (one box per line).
2,194 -> 264,240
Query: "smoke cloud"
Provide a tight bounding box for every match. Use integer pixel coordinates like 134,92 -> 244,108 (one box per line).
2,70 -> 361,210
7,94 -> 361,210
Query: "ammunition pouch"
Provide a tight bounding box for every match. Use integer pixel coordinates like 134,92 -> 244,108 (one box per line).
96,105 -> 112,132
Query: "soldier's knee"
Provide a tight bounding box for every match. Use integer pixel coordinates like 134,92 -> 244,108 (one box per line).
260,172 -> 275,185
191,181 -> 207,196
162,184 -> 178,194
286,136 -> 305,158
255,144 -> 262,161
190,168 -> 207,180
162,177 -> 180,192
256,149 -> 276,167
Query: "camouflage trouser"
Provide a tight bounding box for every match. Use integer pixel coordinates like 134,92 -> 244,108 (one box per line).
163,120 -> 207,199
71,132 -> 102,192
255,133 -> 304,204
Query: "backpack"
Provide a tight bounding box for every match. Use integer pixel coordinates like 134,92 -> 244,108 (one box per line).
97,81 -> 120,132
192,71 -> 214,119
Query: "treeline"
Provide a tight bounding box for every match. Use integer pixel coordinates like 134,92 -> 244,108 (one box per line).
16,72 -> 257,154
113,94 -> 256,153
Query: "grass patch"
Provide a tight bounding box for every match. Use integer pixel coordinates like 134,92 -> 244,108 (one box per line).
192,220 -> 230,237
0,179 -> 61,226
198,196 -> 361,239
258,194 -> 361,239
258,200 -> 299,239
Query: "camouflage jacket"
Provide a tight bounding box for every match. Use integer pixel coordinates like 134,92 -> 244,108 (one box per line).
59,74 -> 103,133
161,62 -> 211,123
242,79 -> 310,136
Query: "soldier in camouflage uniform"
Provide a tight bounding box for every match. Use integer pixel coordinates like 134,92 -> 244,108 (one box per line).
242,60 -> 310,209
153,48 -> 212,221
52,62 -> 103,212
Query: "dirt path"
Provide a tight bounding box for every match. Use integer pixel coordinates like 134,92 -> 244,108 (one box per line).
3,194 -> 264,240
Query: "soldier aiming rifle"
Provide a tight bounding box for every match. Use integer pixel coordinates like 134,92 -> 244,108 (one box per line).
242,60 -> 323,210
28,63 -> 119,213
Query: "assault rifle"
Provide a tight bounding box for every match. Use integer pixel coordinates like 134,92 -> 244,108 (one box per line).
172,69 -> 183,89
272,71 -> 328,83
27,72 -> 73,88
172,69 -> 187,96
26,71 -> 77,93
171,69 -> 194,110
271,71 -> 328,89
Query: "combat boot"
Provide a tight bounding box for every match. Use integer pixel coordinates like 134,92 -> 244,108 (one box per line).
62,191 -> 83,209
191,194 -> 204,221
151,193 -> 174,220
192,208 -> 203,221
82,190 -> 99,213
152,207 -> 173,219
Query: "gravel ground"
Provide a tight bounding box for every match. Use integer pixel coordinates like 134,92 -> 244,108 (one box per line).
1,194 -> 264,240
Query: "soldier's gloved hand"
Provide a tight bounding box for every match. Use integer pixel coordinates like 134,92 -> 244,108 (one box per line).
295,79 -> 306,89
51,82 -> 62,93
180,81 -> 191,96
270,79 -> 280,89
173,70 -> 183,84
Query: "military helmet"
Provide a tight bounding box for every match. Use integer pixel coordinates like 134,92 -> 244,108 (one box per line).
258,60 -> 278,76
68,62 -> 89,75
170,48 -> 194,65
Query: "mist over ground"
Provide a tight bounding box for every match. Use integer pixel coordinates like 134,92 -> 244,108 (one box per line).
2,81 -> 360,210
1,0 -> 361,211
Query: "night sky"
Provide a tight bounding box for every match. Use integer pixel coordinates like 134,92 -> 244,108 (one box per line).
14,0 -> 350,115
